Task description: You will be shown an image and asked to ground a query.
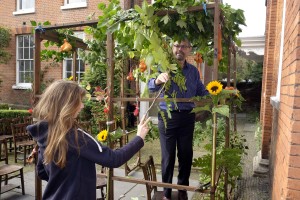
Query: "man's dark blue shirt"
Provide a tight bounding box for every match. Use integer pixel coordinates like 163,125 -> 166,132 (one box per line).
148,61 -> 208,111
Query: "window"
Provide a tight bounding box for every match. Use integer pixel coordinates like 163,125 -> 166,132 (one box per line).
61,0 -> 87,9
63,53 -> 85,83
14,35 -> 34,89
63,32 -> 86,83
13,0 -> 35,15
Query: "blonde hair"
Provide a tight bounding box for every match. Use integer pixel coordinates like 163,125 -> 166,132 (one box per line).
33,80 -> 86,168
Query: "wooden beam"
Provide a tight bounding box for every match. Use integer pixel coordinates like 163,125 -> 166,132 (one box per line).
112,97 -> 210,104
40,31 -> 88,50
155,3 -> 216,16
112,176 -> 210,193
41,20 -> 98,30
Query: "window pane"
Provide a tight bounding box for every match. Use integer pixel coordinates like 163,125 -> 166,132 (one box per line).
20,0 -> 34,9
68,0 -> 86,4
24,72 -> 33,82
19,61 -> 24,71
30,60 -> 34,71
29,36 -> 34,47
66,72 -> 72,78
79,60 -> 85,71
24,35 -> 29,47
18,36 -> 23,47
24,60 -> 31,71
18,48 -> 23,59
66,60 -> 72,71
24,47 -> 29,59
30,48 -> 33,59
19,71 -> 24,83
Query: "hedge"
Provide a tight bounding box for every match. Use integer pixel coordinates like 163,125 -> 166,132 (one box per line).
0,110 -> 31,119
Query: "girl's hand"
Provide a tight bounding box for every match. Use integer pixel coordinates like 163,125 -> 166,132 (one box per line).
137,115 -> 151,140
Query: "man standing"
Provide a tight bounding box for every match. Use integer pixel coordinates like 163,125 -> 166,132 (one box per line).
148,39 -> 208,200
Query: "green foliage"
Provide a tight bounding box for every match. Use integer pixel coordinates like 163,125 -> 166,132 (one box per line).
0,110 -> 31,118
0,26 -> 12,64
220,54 -> 263,83
254,118 -> 262,151
0,104 -> 9,110
90,101 -> 108,123
193,117 -> 247,199
144,121 -> 159,142
31,20 -> 77,62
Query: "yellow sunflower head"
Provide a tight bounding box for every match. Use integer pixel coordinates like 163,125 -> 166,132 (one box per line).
206,81 -> 223,95
97,130 -> 108,142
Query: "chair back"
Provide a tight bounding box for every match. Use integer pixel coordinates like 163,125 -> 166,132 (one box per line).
10,123 -> 30,144
0,119 -> 6,136
141,155 -> 158,199
23,116 -> 33,124
0,138 -> 8,164
96,165 -> 107,200
4,118 -> 22,135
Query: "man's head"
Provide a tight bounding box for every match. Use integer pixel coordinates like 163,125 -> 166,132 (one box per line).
172,39 -> 192,65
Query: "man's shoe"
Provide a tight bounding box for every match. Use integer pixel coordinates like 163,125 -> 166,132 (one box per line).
162,197 -> 171,200
178,191 -> 188,200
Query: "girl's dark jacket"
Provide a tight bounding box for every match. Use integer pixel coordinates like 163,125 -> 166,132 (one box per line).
27,121 -> 144,200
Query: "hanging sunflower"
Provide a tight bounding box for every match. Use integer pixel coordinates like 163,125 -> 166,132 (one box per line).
97,130 -> 108,142
206,81 -> 223,96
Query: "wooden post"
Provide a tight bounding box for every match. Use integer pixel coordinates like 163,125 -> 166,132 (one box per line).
106,33 -> 115,200
72,50 -> 77,81
233,47 -> 237,132
211,0 -> 219,199
224,41 -> 231,199
34,30 -> 42,200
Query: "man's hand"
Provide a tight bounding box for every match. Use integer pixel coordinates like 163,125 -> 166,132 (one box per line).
155,73 -> 169,85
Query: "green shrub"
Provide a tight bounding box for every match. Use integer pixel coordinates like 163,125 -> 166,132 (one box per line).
0,104 -> 9,110
0,110 -> 31,119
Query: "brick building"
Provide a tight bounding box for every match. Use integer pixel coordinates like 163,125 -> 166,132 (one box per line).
0,0 -> 111,107
261,0 -> 300,199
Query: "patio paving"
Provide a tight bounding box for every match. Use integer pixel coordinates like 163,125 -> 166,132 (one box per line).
1,113 -> 270,200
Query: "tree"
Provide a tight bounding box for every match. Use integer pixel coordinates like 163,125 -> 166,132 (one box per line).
0,26 -> 11,64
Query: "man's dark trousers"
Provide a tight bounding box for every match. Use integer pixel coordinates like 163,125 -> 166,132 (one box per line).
158,110 -> 195,198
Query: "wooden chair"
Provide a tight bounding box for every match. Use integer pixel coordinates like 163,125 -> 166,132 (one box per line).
96,165 -> 107,200
10,123 -> 36,166
0,138 -> 25,195
141,156 -> 178,200
0,119 -> 13,156
23,116 -> 33,124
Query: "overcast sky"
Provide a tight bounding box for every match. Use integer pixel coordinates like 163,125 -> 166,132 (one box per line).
223,0 -> 266,37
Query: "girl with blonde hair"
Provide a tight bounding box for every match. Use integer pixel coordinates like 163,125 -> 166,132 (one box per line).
27,80 -> 150,200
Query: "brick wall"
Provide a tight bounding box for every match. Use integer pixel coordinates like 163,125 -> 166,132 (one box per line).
260,0 -> 280,159
262,0 -> 300,199
0,0 -> 107,107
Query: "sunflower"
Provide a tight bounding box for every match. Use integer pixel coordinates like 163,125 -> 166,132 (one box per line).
206,81 -> 223,95
97,130 -> 108,142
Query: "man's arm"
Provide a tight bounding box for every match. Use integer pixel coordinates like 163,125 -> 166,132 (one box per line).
148,73 -> 169,92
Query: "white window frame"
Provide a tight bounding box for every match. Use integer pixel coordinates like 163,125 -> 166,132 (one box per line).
63,51 -> 86,83
13,0 -> 35,15
61,0 -> 87,10
63,32 -> 86,83
13,35 -> 34,90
